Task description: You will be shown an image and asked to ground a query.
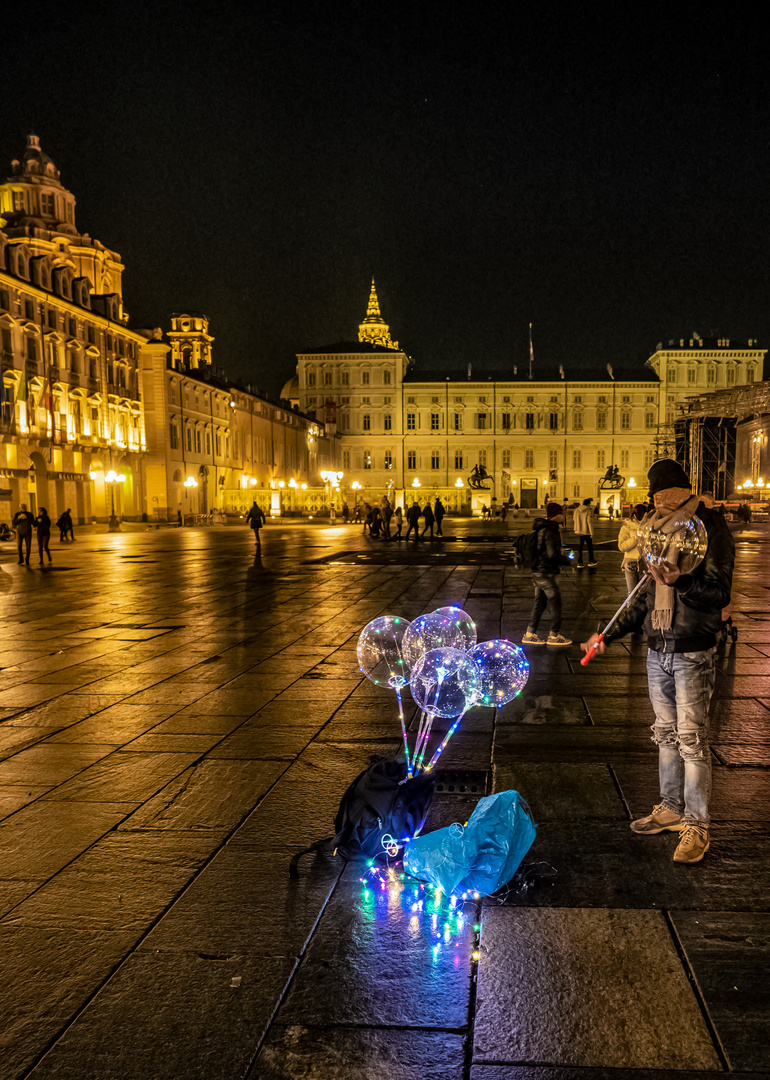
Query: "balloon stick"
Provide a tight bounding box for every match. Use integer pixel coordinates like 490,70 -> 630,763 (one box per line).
424,711 -> 467,772
394,684 -> 411,777
580,572 -> 650,666
416,714 -> 435,772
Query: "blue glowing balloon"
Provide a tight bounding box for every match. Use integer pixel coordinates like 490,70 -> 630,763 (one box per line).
409,647 -> 480,718
404,610 -> 476,669
468,639 -> 529,707
357,616 -> 410,688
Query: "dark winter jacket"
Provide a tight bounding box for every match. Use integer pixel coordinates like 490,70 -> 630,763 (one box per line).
434,500 -> 445,521
531,518 -> 572,576
604,503 -> 734,653
406,504 -> 421,525
422,504 -> 435,524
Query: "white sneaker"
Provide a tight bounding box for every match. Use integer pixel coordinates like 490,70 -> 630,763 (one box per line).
547,632 -> 572,646
587,561 -> 598,568
522,631 -> 547,645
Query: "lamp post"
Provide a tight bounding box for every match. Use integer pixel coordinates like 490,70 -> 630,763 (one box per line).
320,470 -> 344,522
104,469 -> 126,532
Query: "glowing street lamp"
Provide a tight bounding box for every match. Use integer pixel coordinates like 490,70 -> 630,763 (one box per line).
412,478 -> 421,488
105,469 -> 127,532
455,477 -> 464,487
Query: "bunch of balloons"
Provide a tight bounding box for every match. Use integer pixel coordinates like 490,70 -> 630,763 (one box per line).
357,606 -> 529,776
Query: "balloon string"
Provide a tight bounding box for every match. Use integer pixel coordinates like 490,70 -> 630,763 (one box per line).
416,714 -> 434,772
395,685 -> 411,777
424,710 -> 466,772
411,710 -> 426,778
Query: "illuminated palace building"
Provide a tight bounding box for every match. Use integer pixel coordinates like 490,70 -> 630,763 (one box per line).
292,282 -> 766,512
0,136 -> 333,523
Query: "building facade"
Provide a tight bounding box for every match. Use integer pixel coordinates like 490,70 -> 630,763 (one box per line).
0,136 -> 146,522
294,289 -> 766,513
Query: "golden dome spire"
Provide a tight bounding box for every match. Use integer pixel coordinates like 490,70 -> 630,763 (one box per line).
358,278 -> 398,349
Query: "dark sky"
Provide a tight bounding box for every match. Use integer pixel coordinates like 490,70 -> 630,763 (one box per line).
2,4 -> 768,396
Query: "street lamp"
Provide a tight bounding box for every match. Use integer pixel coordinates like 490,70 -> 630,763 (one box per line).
320,470 -> 344,523
105,469 -> 126,532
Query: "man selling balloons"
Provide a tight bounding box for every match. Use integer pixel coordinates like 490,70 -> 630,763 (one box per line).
581,459 -> 734,865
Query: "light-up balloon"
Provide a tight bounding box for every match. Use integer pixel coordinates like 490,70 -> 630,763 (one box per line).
468,639 -> 529,707
404,610 -> 476,669
432,606 -> 477,650
357,616 -> 410,688
409,647 -> 480,718
638,514 -> 708,575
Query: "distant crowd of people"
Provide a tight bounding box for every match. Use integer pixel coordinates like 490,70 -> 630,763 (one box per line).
350,496 -> 446,541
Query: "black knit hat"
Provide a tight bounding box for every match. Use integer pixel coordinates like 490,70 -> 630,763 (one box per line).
546,501 -> 564,518
647,458 -> 691,497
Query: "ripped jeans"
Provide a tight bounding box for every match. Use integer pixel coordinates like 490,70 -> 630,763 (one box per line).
646,647 -> 716,826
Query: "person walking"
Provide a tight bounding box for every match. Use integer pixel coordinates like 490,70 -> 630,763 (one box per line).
405,500 -> 421,542
421,499 -> 435,539
35,507 -> 53,564
342,502 -> 350,523
380,496 -> 393,541
362,503 -> 372,534
580,459 -> 734,864
434,498 -> 445,536
618,503 -> 646,594
393,505 -> 403,541
522,502 -> 573,647
245,500 -> 266,551
56,508 -> 74,542
573,498 -> 597,567
12,503 -> 35,565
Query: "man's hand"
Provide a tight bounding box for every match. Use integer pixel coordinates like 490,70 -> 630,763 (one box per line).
580,632 -> 606,656
647,560 -> 681,586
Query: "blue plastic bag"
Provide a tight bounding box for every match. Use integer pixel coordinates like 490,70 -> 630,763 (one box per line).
403,789 -> 536,895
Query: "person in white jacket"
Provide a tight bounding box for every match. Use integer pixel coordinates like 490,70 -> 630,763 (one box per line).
617,503 -> 646,593
573,498 -> 597,568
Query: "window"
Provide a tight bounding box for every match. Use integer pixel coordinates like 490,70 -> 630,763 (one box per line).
431,412 -> 440,430
598,396 -> 607,404
186,427 -> 192,452
407,412 -> 416,430
747,365 -> 755,382
501,413 -> 511,430
196,429 -> 202,453
342,450 -> 350,469
645,410 -> 656,430
384,370 -> 391,385
362,371 -> 370,385
621,450 -> 630,469
363,415 -> 370,431
573,484 -> 581,498
573,410 -> 583,431
597,449 -> 606,469
432,396 -> 440,404
206,432 -> 211,455
478,450 -> 487,467
707,366 -> 716,384
324,371 -> 332,386
25,299 -> 35,320
477,412 -> 487,429
384,451 -> 393,470
307,371 -> 316,387
549,412 -> 559,430
573,449 -> 582,469
431,452 -> 440,470
408,450 -> 417,469
454,412 -> 462,431
574,396 -> 582,404
502,449 -> 511,468
597,410 -> 607,431
687,367 -> 695,384
525,449 -> 534,469
384,414 -> 392,431
620,410 -> 631,431
726,367 -> 736,386
363,451 -> 371,470
622,395 -> 630,403
549,450 -> 558,470
644,448 -> 655,468
525,412 -> 534,430
41,192 -> 55,215
341,371 -> 349,386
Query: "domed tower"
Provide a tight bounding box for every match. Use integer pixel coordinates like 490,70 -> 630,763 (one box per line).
0,134 -> 78,236
0,134 -> 126,303
358,278 -> 398,350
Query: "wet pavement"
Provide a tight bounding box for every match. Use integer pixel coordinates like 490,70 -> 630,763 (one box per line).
0,517 -> 768,1079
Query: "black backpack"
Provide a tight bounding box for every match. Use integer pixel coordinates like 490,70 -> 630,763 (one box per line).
289,758 -> 436,876
513,529 -> 540,568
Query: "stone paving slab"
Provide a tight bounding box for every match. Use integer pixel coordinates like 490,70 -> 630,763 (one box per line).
671,910 -> 770,1071
493,762 -> 626,820
472,907 -> 720,1070
0,800 -> 130,879
256,1028 -> 465,1079
613,760 -> 770,821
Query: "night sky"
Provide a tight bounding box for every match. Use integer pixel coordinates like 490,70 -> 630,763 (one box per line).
2,5 -> 768,396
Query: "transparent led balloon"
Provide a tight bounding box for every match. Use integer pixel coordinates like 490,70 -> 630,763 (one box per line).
638,514 -> 708,575
357,615 -> 410,688
403,610 -> 477,669
409,647 -> 481,719
468,639 -> 529,707
432,606 -> 477,651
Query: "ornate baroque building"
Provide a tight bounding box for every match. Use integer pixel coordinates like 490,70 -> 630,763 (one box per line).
0,136 -> 146,520
294,285 -> 766,513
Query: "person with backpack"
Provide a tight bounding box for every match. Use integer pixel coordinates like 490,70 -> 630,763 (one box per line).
245,500 -> 266,551
618,503 -> 646,594
573,498 -> 597,568
522,502 -> 573,647
12,503 -> 35,566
